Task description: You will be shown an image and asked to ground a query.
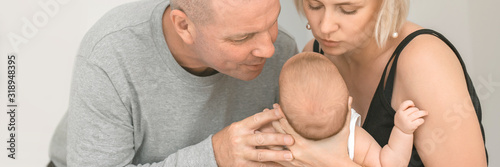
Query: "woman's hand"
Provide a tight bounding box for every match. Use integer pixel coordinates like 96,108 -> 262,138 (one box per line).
272,98 -> 360,167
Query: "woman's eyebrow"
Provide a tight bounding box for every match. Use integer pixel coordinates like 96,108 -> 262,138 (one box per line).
333,0 -> 362,5
307,0 -> 322,3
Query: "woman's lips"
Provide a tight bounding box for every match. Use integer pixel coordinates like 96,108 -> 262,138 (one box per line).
320,39 -> 340,47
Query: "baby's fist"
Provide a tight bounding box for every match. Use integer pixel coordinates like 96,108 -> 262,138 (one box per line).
394,100 -> 428,134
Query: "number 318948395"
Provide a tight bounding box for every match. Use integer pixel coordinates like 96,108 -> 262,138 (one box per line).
8,54 -> 16,103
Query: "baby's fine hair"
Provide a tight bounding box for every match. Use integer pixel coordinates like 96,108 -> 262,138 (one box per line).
279,52 -> 349,140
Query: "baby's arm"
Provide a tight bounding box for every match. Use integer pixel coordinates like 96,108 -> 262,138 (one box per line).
352,126 -> 383,166
353,100 -> 427,167
381,100 -> 427,166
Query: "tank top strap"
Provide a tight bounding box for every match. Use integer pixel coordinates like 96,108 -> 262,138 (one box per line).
383,29 -> 446,100
313,40 -> 325,54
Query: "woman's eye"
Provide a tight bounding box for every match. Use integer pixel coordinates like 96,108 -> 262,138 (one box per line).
340,7 -> 357,15
308,3 -> 323,10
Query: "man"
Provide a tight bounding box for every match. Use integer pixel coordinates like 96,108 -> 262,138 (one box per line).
48,0 -> 298,166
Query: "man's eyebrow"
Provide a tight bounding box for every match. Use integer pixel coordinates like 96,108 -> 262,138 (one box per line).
226,32 -> 257,39
226,6 -> 280,40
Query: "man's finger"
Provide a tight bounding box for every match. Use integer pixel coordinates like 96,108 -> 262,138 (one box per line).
247,161 -> 285,167
246,133 -> 294,146
259,123 -> 277,133
244,149 -> 294,162
243,109 -> 282,130
272,121 -> 286,134
273,104 -> 303,139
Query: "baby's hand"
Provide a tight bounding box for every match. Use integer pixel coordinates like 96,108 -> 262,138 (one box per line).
394,100 -> 428,134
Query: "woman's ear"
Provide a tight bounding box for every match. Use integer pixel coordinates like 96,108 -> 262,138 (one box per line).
170,9 -> 196,44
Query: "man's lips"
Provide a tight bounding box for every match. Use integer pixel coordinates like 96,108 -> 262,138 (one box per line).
245,61 -> 266,71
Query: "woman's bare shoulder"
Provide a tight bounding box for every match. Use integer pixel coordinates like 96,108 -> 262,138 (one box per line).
397,32 -> 462,77
394,26 -> 471,108
394,22 -> 460,73
302,38 -> 316,52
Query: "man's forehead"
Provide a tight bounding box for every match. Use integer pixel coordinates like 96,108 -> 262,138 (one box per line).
214,0 -> 273,8
211,0 -> 280,23
208,0 -> 280,37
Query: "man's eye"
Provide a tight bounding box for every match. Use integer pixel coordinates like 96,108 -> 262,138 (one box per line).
232,34 -> 254,43
233,36 -> 248,42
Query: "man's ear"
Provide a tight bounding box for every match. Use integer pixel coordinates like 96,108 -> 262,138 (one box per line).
170,9 -> 196,44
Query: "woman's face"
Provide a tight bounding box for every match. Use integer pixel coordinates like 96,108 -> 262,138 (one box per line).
303,0 -> 381,56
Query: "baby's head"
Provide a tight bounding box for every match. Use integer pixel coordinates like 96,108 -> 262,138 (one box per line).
279,52 -> 349,140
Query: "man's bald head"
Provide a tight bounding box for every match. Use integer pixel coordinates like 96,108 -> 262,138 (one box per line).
170,0 -> 214,25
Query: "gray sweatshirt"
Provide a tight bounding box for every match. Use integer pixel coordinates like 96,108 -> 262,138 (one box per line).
48,0 -> 298,166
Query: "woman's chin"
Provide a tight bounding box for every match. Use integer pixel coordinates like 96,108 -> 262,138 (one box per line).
322,48 -> 348,57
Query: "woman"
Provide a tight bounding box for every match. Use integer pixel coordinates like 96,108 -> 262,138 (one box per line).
280,0 -> 488,166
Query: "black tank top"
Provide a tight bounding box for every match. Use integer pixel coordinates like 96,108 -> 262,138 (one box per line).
313,29 -> 488,166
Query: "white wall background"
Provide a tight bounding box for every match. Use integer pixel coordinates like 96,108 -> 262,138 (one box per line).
0,0 -> 498,166
0,0 -> 139,166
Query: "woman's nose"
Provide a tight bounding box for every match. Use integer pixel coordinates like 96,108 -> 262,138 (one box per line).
320,12 -> 340,35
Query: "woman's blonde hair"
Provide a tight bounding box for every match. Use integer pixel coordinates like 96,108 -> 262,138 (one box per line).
293,0 -> 410,48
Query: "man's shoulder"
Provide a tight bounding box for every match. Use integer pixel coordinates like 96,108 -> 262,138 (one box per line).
274,26 -> 298,60
79,0 -> 167,57
275,26 -> 297,50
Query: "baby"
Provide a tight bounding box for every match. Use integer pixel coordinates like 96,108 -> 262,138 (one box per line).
276,52 -> 427,166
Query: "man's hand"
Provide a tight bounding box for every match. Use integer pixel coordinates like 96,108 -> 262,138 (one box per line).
394,100 -> 428,134
212,107 -> 295,167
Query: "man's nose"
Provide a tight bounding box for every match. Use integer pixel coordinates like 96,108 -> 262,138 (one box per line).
252,32 -> 276,59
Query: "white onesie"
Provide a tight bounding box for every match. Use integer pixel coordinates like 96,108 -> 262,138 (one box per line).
347,108 -> 361,160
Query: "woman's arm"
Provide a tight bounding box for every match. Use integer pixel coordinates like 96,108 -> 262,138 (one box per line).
393,34 -> 487,166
